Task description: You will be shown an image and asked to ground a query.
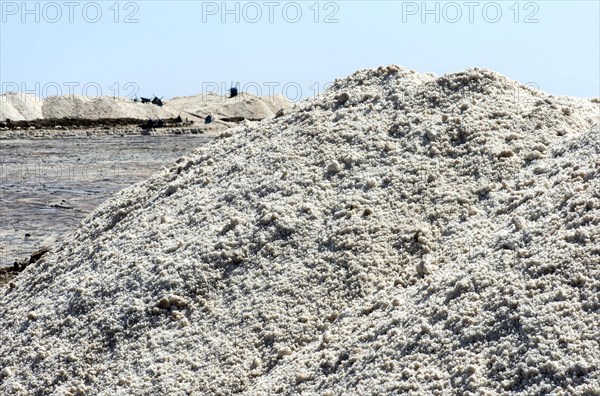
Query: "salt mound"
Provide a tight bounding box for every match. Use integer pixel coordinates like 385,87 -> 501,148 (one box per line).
0,93 -> 43,121
41,95 -> 178,120
1,66 -> 599,395
165,92 -> 291,120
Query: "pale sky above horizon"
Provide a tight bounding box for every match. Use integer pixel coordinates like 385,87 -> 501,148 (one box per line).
1,0 -> 599,101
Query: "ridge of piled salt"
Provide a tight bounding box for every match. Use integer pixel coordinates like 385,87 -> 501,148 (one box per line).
0,65 -> 598,395
41,95 -> 177,120
0,92 -> 291,124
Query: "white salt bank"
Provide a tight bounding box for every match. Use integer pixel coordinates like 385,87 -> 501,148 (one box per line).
0,66 -> 598,395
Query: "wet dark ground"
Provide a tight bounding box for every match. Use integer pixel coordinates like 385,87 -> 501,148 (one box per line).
0,116 -> 188,130
0,134 -> 214,271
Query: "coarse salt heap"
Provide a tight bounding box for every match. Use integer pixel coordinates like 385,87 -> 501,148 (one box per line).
1,66 -> 599,395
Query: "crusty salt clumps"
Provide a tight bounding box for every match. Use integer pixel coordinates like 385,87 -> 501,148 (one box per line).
0,66 -> 598,395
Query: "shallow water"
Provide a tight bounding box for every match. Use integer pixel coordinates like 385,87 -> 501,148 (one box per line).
0,134 -> 213,266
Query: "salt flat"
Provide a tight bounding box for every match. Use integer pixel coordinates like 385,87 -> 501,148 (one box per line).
0,134 -> 213,268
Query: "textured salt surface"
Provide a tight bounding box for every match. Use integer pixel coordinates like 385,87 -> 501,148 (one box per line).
0,66 -> 599,395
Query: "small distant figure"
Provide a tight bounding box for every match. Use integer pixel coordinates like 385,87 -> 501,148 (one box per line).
175,115 -> 182,123
205,115 -> 213,124
152,95 -> 164,107
229,82 -> 239,98
141,97 -> 152,104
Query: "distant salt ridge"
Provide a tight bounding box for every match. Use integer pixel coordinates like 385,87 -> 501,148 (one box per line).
0,92 -> 291,122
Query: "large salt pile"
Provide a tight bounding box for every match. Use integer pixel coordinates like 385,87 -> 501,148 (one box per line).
0,66 -> 598,395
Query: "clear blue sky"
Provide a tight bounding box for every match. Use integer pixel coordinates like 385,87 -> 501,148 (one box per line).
1,0 -> 598,100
